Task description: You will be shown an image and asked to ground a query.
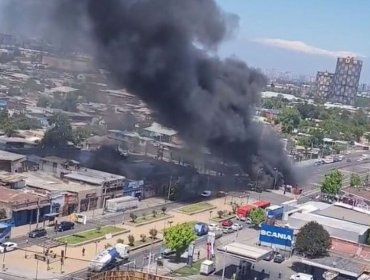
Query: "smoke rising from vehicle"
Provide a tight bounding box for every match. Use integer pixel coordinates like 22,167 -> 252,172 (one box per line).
0,0 -> 298,186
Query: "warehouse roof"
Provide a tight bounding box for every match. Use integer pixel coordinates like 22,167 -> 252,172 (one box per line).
144,122 -> 177,136
316,205 -> 370,226
300,256 -> 366,278
64,168 -> 125,186
0,150 -> 26,161
289,212 -> 369,235
25,171 -> 96,193
217,242 -> 272,263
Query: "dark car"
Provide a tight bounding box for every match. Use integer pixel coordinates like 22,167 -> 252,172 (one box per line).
221,220 -> 233,227
55,221 -> 75,232
273,253 -> 285,263
28,228 -> 47,238
263,251 -> 275,261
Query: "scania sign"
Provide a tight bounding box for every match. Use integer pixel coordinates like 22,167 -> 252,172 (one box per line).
259,224 -> 294,247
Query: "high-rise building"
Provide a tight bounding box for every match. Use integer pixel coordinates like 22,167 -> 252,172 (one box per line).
329,57 -> 362,105
315,71 -> 334,99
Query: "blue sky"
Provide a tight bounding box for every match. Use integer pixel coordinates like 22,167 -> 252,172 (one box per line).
216,0 -> 370,82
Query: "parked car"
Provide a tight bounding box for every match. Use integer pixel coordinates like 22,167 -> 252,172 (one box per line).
263,251 -> 275,261
0,242 -> 17,253
231,223 -> 243,231
161,248 -> 176,258
245,217 -> 252,224
222,227 -> 234,234
201,190 -> 212,197
55,221 -> 75,232
221,220 -> 233,227
216,191 -> 227,198
28,228 -> 47,238
273,253 -> 285,263
208,223 -> 219,231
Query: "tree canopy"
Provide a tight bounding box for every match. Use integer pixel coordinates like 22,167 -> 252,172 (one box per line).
295,221 -> 331,258
249,208 -> 266,226
41,113 -> 74,148
350,173 -> 362,188
321,170 -> 343,195
163,222 -> 196,259
279,107 -> 301,134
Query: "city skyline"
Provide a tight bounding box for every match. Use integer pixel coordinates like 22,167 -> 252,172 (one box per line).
216,0 -> 370,83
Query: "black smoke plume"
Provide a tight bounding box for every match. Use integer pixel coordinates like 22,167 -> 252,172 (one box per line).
0,0 -> 297,186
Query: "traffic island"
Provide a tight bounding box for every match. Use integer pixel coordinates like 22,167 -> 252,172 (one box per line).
171,258 -> 205,276
126,213 -> 174,227
129,238 -> 163,252
176,202 -> 216,215
210,213 -> 235,223
57,226 -> 129,247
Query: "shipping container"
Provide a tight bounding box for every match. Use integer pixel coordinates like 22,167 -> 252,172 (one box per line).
105,196 -> 139,212
252,200 -> 271,209
266,205 -> 284,219
236,205 -> 256,220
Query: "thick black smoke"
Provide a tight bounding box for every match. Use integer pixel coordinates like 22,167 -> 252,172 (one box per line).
0,0 -> 297,186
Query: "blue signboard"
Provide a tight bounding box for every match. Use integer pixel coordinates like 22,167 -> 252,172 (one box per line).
259,224 -> 294,247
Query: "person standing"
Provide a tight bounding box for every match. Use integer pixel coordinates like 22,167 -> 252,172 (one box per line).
82,247 -> 86,257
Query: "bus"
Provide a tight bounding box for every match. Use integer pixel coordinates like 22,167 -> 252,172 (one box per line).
0,222 -> 11,243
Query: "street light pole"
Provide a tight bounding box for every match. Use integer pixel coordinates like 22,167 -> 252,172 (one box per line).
221,249 -> 228,280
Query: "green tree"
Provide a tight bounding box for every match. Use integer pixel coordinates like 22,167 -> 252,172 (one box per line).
350,173 -> 362,188
364,174 -> 369,187
217,210 -> 224,219
152,210 -> 157,217
249,208 -> 266,226
321,170 -> 343,195
41,113 -> 74,148
140,234 -> 147,242
149,228 -> 158,240
129,213 -> 137,223
295,221 -> 331,258
37,95 -> 52,108
279,107 -> 301,134
163,223 -> 196,259
128,234 -> 135,246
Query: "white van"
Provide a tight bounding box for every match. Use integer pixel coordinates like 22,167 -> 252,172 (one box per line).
290,273 -> 314,280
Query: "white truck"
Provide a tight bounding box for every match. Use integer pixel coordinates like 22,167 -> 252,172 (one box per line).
88,244 -> 130,272
105,196 -> 139,212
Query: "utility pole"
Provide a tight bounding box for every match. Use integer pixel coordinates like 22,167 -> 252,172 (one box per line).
36,198 -> 40,229
167,176 -> 172,201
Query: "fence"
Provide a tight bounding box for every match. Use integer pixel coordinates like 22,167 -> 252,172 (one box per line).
88,270 -> 174,280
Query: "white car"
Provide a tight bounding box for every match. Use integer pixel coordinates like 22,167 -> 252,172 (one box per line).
201,190 -> 212,197
245,217 -> 252,224
290,273 -> 313,280
0,242 -> 17,253
208,223 -> 219,231
231,223 -> 243,231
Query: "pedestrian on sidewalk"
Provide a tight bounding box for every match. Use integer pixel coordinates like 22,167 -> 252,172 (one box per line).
197,251 -> 200,260
82,247 -> 86,257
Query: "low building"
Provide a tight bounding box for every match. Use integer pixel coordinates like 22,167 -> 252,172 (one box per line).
39,156 -> 125,208
0,136 -> 38,150
0,187 -> 50,226
25,171 -> 99,215
288,212 -> 369,244
63,168 -> 125,208
0,171 -> 25,189
0,150 -> 26,173
142,122 -> 178,143
40,156 -> 80,177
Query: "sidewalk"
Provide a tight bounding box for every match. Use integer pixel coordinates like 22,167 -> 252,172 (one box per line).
11,197 -> 168,238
